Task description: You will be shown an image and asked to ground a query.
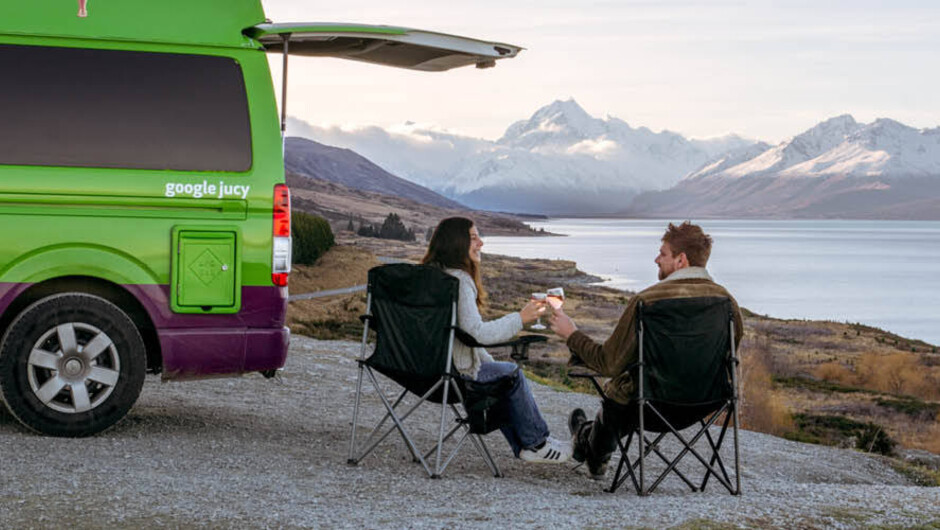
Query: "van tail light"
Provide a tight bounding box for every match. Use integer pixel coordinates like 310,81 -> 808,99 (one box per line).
272,183 -> 291,286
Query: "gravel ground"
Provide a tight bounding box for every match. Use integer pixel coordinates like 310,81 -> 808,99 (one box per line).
2,335 -> 938,529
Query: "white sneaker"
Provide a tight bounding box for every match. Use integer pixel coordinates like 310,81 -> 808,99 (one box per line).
520,436 -> 572,464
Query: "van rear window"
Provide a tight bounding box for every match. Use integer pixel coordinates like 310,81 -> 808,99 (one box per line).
0,44 -> 251,172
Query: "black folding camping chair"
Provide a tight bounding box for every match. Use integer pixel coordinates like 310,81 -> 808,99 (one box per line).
572,296 -> 741,495
347,263 -> 545,478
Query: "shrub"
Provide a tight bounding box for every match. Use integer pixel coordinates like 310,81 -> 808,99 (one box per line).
815,361 -> 853,385
788,413 -> 896,456
292,210 -> 334,265
738,335 -> 793,435
854,352 -> 928,397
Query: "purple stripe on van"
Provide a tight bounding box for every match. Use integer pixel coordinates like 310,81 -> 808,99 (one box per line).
1,282 -> 289,379
157,325 -> 289,379
124,284 -> 289,379
0,282 -> 32,316
123,285 -> 288,330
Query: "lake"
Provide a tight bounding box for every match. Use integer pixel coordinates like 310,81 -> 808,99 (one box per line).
484,219 -> 940,346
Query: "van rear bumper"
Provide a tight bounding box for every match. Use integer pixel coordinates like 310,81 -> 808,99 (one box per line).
159,325 -> 290,380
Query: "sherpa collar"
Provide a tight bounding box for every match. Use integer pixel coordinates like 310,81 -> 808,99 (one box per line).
661,266 -> 713,283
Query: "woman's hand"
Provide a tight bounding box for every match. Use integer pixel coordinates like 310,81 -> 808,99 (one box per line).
518,299 -> 546,324
549,307 -> 578,339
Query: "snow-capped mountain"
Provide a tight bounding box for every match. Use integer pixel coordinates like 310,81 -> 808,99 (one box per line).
288,99 -> 755,215
627,115 -> 940,219
495,99 -> 715,192
688,115 -> 940,180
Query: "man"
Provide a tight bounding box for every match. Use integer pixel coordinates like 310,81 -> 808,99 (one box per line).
548,221 -> 743,479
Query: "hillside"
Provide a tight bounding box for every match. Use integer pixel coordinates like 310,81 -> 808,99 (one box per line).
285,136 -> 464,210
625,174 -> 940,219
286,172 -> 546,238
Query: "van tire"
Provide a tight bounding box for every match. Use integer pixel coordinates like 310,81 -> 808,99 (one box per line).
0,293 -> 146,437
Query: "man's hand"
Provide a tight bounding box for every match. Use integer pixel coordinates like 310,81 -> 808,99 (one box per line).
549,307 -> 577,340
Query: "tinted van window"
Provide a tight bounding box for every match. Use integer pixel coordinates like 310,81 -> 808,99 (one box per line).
0,44 -> 251,172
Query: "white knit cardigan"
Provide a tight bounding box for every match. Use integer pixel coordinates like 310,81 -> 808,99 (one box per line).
445,268 -> 523,380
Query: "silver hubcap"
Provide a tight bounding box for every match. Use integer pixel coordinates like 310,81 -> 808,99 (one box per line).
26,322 -> 121,414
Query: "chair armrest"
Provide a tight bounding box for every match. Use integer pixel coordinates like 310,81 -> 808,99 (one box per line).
568,370 -> 599,379
566,369 -> 610,398
454,328 -> 548,361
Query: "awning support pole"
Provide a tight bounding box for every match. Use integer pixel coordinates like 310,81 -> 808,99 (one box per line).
280,33 -> 291,154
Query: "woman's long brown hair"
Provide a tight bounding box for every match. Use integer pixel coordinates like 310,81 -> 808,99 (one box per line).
421,217 -> 486,308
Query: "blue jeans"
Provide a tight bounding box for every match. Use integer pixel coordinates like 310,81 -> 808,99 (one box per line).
474,361 -> 550,457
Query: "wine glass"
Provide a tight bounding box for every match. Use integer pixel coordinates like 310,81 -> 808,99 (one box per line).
530,292 -> 547,330
547,287 -> 565,310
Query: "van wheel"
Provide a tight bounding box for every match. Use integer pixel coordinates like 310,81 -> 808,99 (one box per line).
0,294 -> 146,437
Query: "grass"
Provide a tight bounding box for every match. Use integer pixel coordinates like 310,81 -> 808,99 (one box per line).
668,520 -> 738,530
522,368 -> 575,393
522,361 -> 599,394
888,459 -> 940,488
875,397 -> 940,421
291,318 -> 363,341
819,507 -> 873,526
773,375 -> 884,396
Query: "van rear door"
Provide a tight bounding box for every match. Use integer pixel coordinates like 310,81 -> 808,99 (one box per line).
246,22 -> 521,71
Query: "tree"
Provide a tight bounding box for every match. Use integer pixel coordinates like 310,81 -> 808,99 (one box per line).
357,223 -> 374,237
292,211 -> 334,265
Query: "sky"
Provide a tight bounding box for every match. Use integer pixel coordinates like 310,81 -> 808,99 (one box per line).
262,0 -> 940,144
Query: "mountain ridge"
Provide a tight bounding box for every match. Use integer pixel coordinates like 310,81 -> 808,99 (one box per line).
287,103 -> 940,219
288,98 -> 755,215
284,136 -> 464,210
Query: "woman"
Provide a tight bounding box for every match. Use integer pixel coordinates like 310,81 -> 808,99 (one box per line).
421,217 -> 570,464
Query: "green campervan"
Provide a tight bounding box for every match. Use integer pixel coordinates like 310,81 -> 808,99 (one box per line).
0,1 -> 520,436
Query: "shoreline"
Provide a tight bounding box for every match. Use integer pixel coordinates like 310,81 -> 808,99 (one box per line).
487,219 -> 940,347
485,248 -> 939,348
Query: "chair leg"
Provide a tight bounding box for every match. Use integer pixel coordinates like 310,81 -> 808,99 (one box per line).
472,433 -> 503,478
423,421 -> 464,461
362,370 -> 434,477
432,377 -> 453,478
607,432 -> 638,493
446,403 -> 502,478
639,432 -> 699,492
352,388 -> 416,464
700,412 -> 733,492
347,362 -> 367,465
435,429 -> 474,476
732,401 -> 742,495
624,430 -> 696,493
638,401 -> 646,495
421,404 -> 502,478
645,404 -> 735,494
